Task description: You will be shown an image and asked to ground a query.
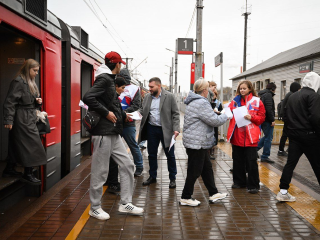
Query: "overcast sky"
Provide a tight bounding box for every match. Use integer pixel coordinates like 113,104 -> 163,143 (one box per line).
48,0 -> 320,94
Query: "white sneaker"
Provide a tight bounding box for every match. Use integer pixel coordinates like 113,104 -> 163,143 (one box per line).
276,192 -> 296,202
179,198 -> 201,206
209,192 -> 228,203
119,203 -> 144,215
89,208 -> 110,220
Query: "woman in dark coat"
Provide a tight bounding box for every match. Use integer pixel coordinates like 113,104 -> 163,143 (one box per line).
3,59 -> 47,185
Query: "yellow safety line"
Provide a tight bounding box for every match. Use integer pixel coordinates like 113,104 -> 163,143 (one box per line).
217,142 -> 320,232
65,186 -> 107,240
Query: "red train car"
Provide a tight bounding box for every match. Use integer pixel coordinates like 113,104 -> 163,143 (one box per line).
0,0 -> 103,211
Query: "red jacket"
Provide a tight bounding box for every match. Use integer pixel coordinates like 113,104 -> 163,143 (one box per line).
227,93 -> 266,147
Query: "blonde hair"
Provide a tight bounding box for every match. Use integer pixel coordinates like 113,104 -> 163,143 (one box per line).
236,80 -> 258,97
17,59 -> 40,97
194,78 -> 209,94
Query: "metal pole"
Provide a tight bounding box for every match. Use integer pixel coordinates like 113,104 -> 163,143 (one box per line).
243,13 -> 248,72
219,62 -> 224,141
172,57 -> 176,94
169,67 -> 172,92
195,0 -> 203,81
175,39 -> 178,94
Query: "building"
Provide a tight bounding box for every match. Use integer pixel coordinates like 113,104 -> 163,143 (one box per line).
230,37 -> 320,108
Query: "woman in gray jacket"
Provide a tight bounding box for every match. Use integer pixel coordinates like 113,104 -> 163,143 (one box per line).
180,78 -> 228,206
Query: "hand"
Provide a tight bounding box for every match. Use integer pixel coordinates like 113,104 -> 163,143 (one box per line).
36,98 -> 42,104
106,111 -> 117,123
271,121 -> 276,127
173,131 -> 179,139
126,113 -> 132,122
244,114 -> 251,120
4,124 -> 12,130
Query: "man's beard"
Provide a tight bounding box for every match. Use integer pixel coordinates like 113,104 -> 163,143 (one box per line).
151,89 -> 158,96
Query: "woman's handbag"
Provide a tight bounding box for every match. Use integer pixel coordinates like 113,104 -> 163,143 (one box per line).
37,115 -> 51,135
82,111 -> 100,133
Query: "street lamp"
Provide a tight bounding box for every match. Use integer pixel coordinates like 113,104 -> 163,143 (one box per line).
165,47 -> 178,94
165,65 -> 172,92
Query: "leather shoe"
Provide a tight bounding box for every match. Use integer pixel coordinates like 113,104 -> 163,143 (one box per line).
232,184 -> 246,189
248,188 -> 259,194
169,179 -> 176,189
261,158 -> 275,163
142,176 -> 156,186
21,174 -> 41,185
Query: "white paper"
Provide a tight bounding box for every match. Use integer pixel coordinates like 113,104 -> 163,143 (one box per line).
223,107 -> 233,118
224,102 -> 231,109
129,111 -> 142,120
233,106 -> 251,127
79,100 -> 88,110
168,135 -> 176,151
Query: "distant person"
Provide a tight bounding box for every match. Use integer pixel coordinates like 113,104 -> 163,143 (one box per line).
180,78 -> 228,206
138,77 -> 180,188
83,51 -> 143,220
227,80 -> 266,194
3,59 -> 46,185
278,82 -> 301,156
257,82 -> 277,163
277,100 -> 283,121
277,72 -> 320,202
118,69 -> 144,177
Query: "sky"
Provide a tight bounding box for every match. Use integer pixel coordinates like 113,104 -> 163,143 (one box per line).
48,0 -> 320,94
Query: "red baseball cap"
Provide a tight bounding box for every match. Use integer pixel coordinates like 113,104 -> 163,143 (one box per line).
105,51 -> 126,65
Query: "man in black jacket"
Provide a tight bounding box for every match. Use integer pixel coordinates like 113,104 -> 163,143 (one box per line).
83,51 -> 144,220
257,82 -> 277,163
277,72 -> 320,202
277,82 -> 301,156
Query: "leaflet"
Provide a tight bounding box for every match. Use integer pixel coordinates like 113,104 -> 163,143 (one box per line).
129,111 -> 142,120
233,106 -> 251,127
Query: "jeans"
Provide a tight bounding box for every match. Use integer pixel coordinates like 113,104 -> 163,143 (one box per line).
147,123 -> 177,180
181,148 -> 218,199
257,122 -> 274,159
122,126 -> 143,169
232,145 -> 260,190
280,134 -> 320,190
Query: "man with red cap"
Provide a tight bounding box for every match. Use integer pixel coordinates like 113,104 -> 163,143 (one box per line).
83,51 -> 144,220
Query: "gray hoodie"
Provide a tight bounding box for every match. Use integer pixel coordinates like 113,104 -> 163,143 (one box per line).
183,91 -> 228,149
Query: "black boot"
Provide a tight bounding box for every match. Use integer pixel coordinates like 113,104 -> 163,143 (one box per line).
21,167 -> 41,185
2,162 -> 23,178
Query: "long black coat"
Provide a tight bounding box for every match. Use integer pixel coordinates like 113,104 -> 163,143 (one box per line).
258,89 -> 275,123
3,76 -> 47,167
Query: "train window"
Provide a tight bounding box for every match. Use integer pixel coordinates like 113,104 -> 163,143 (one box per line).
25,0 -> 48,23
80,29 -> 89,49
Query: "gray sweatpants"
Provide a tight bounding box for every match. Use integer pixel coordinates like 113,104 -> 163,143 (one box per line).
90,134 -> 135,210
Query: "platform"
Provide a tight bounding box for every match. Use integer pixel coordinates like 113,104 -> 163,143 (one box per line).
1,125 -> 320,239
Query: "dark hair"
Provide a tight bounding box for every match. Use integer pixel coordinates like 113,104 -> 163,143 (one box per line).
149,77 -> 161,85
115,76 -> 126,87
266,82 -> 277,91
105,58 -> 118,71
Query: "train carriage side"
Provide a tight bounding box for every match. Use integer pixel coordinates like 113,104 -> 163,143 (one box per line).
0,1 -> 62,208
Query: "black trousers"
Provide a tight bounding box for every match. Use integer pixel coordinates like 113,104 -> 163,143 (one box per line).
232,145 -> 260,189
181,148 -> 218,199
280,134 -> 320,189
214,127 -> 218,146
279,124 -> 288,151
106,157 -> 119,185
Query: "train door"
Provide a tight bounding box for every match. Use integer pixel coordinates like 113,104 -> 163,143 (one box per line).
80,61 -> 92,157
0,23 -> 41,210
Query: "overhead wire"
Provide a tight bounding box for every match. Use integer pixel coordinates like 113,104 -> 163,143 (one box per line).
82,0 -> 128,57
185,4 -> 197,37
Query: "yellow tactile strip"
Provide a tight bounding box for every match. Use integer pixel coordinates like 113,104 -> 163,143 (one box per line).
65,186 -> 107,240
217,142 -> 320,232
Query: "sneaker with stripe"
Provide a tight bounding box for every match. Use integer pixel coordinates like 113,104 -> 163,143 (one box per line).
209,192 -> 228,203
89,208 -> 110,220
179,198 -> 201,207
118,203 -> 144,215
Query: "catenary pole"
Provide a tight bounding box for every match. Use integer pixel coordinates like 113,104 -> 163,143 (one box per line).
195,0 -> 203,81
175,40 -> 178,93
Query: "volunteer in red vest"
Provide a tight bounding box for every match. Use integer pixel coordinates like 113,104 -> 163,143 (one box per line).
227,80 -> 266,194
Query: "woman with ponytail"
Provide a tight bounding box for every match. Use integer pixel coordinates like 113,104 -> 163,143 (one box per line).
3,59 -> 47,185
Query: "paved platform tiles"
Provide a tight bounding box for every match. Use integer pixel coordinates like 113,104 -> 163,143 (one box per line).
75,139 -> 320,240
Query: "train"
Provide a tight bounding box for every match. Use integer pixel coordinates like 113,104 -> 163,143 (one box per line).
0,0 -> 145,212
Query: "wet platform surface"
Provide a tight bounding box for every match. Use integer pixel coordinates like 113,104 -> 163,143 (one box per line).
2,120 -> 320,239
